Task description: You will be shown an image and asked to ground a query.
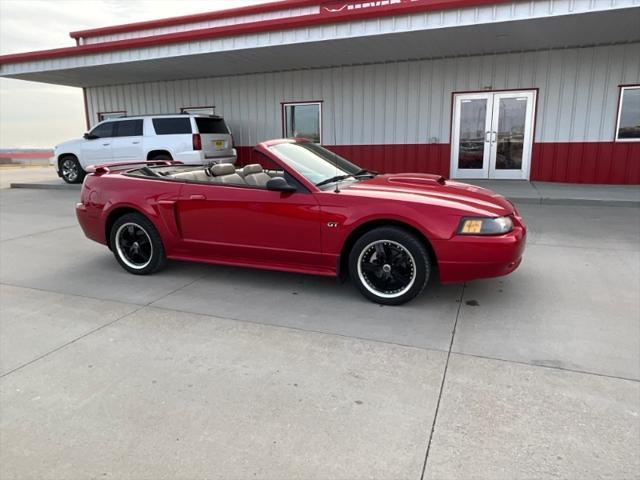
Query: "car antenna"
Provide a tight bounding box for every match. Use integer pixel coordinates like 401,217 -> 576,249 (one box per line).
331,66 -> 340,193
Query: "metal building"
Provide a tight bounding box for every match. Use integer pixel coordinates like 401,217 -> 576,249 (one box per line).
1,0 -> 639,183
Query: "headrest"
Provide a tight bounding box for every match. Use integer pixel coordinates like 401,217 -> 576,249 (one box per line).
242,164 -> 264,175
211,163 -> 236,176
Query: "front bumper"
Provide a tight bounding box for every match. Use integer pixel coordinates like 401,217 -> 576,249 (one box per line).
435,223 -> 526,283
50,156 -> 61,176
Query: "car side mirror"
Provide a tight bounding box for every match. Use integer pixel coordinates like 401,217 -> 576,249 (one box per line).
83,133 -> 97,140
266,177 -> 297,193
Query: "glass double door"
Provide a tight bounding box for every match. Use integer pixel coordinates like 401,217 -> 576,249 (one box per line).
451,91 -> 536,180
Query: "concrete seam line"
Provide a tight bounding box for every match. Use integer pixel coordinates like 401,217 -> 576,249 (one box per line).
0,224 -> 77,244
0,306 -> 144,378
0,281 -> 452,355
450,350 -> 640,384
0,282 -> 146,307
144,272 -> 210,306
527,241 -> 639,252
2,283 -> 638,383
420,283 -> 466,480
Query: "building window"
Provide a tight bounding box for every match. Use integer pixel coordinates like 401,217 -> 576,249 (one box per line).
181,106 -> 215,115
97,111 -> 126,122
283,102 -> 322,143
615,86 -> 640,141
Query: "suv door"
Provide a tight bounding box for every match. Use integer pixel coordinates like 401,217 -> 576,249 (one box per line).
111,119 -> 144,161
81,122 -> 114,166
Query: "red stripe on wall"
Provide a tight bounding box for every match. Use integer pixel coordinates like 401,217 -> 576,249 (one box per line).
237,142 -> 640,185
530,142 -> 640,184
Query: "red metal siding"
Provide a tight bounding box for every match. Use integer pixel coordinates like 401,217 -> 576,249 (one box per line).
238,142 -> 639,184
531,142 -> 640,184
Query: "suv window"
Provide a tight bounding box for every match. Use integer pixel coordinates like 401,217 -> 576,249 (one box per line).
152,118 -> 192,135
114,119 -> 143,137
90,122 -> 115,138
195,117 -> 229,134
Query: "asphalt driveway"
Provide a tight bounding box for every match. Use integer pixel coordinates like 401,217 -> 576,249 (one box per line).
0,188 -> 638,479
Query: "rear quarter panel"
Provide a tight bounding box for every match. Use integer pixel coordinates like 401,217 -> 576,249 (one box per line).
80,173 -> 182,248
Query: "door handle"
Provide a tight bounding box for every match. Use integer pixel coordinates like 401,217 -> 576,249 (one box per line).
485,131 -> 491,142
132,141 -> 140,144
102,143 -> 110,146
189,194 -> 206,200
491,131 -> 497,143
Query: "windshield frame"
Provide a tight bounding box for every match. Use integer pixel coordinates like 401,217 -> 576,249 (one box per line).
266,140 -> 365,190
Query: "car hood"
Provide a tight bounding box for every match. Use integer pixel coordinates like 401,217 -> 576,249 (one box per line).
54,138 -> 83,149
343,173 -> 514,216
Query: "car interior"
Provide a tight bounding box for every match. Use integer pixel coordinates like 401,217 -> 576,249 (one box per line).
133,162 -> 286,188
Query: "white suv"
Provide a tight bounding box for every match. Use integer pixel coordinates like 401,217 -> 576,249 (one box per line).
52,114 -> 236,183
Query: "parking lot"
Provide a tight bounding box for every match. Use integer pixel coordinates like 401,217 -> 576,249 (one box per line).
1,185 -> 639,479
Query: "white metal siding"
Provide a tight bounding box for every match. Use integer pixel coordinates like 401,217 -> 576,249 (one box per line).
86,43 -> 640,145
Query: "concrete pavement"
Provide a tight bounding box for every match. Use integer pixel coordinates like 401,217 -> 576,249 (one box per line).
467,180 -> 640,207
0,188 -> 639,479
0,166 -> 59,190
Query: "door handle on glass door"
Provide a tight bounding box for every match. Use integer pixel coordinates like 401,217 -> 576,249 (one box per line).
485,131 -> 491,142
189,194 -> 206,200
491,131 -> 497,143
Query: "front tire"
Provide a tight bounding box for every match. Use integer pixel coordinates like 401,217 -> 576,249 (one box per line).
59,156 -> 85,184
110,213 -> 166,275
349,227 -> 430,305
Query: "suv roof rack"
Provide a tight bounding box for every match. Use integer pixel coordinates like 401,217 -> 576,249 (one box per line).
104,113 -> 222,119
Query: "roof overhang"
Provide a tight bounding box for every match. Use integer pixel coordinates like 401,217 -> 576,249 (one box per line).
1,0 -> 639,88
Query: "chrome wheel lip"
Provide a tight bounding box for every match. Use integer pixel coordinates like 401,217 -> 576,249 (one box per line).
357,239 -> 417,299
61,159 -> 78,182
115,222 -> 153,270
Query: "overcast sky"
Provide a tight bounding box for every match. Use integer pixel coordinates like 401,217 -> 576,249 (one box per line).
0,0 -> 278,149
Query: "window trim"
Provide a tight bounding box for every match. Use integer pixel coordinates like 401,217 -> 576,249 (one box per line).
97,110 -> 126,122
615,85 -> 640,143
281,101 -> 323,144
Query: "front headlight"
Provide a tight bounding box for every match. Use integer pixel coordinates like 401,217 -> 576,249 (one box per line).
458,216 -> 513,235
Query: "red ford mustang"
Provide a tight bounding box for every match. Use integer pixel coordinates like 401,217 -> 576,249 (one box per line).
76,138 -> 526,305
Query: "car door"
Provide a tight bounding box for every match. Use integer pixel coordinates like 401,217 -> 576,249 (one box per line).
175,178 -> 323,270
110,119 -> 144,161
81,121 -> 114,166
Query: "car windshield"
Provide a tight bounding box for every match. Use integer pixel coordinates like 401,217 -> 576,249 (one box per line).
268,142 -> 363,186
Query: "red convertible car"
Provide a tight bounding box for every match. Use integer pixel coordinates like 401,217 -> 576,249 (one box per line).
76,138 -> 526,305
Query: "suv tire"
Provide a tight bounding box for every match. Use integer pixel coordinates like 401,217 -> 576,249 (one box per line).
150,153 -> 172,161
59,156 -> 85,184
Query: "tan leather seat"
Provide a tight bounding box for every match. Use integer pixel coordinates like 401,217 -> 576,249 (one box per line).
211,163 -> 245,186
172,169 -> 210,182
242,164 -> 272,187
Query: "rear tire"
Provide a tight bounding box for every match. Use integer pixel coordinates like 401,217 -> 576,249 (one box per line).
349,227 -> 430,305
110,213 -> 166,275
59,156 -> 85,184
149,153 -> 172,161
